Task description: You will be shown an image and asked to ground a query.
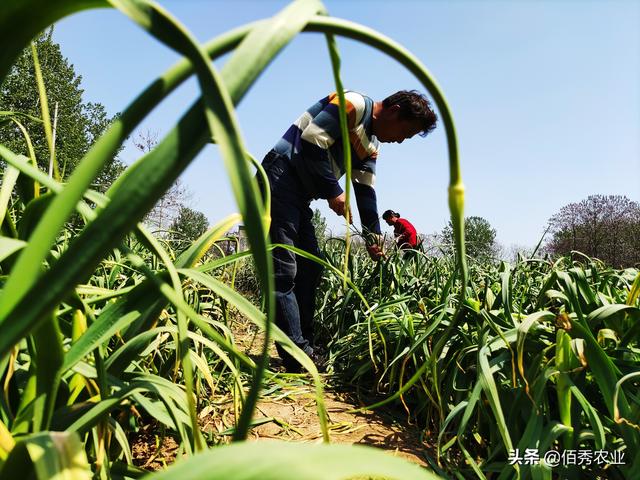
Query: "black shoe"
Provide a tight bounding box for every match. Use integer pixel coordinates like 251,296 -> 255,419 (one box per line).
308,350 -> 327,373
281,361 -> 303,374
280,350 -> 326,374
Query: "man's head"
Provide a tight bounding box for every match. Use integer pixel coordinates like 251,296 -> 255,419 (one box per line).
382,209 -> 400,226
373,90 -> 437,144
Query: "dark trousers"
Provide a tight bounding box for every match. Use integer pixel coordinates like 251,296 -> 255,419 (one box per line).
259,151 -> 324,366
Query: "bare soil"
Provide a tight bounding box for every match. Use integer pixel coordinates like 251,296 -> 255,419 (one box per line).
247,393 -> 430,466
131,316 -> 435,470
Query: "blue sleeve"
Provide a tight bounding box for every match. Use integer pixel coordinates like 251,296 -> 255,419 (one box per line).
352,155 -> 380,235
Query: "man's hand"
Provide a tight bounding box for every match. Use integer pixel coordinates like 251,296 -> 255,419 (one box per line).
366,244 -> 384,261
327,192 -> 353,224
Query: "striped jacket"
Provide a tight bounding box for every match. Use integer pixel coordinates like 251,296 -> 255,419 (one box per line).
273,91 -> 381,235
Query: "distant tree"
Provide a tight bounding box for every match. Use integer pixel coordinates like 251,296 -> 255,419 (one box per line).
133,129 -> 191,232
441,216 -> 499,261
503,244 -> 534,263
546,194 -> 640,267
132,129 -> 159,154
419,232 -> 441,256
169,206 -> 209,251
0,28 -> 124,191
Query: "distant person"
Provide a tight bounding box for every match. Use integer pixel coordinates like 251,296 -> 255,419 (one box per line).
258,90 -> 437,372
382,210 -> 419,250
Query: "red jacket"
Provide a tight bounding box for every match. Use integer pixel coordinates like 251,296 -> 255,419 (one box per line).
394,218 -> 418,249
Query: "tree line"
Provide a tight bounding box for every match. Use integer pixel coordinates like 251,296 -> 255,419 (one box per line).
422,194 -> 639,268
546,194 -> 639,268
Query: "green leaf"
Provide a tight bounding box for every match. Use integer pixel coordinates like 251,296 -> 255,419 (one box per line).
478,330 -> 514,455
175,213 -> 241,268
0,237 -> 26,262
30,41 -> 58,181
146,441 -> 441,480
0,420 -> 14,461
0,1 -> 107,84
0,166 -> 19,233
627,271 -> 640,306
568,384 -> 605,449
0,431 -> 91,480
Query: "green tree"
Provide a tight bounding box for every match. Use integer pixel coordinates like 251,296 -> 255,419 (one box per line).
0,28 -> 124,191
441,216 -> 498,261
169,206 -> 209,251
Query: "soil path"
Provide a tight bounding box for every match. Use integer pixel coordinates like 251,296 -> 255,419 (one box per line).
246,393 -> 429,466
228,318 -> 433,466
132,317 -> 434,470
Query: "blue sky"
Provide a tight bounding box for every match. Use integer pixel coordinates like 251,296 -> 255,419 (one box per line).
53,0 -> 640,248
